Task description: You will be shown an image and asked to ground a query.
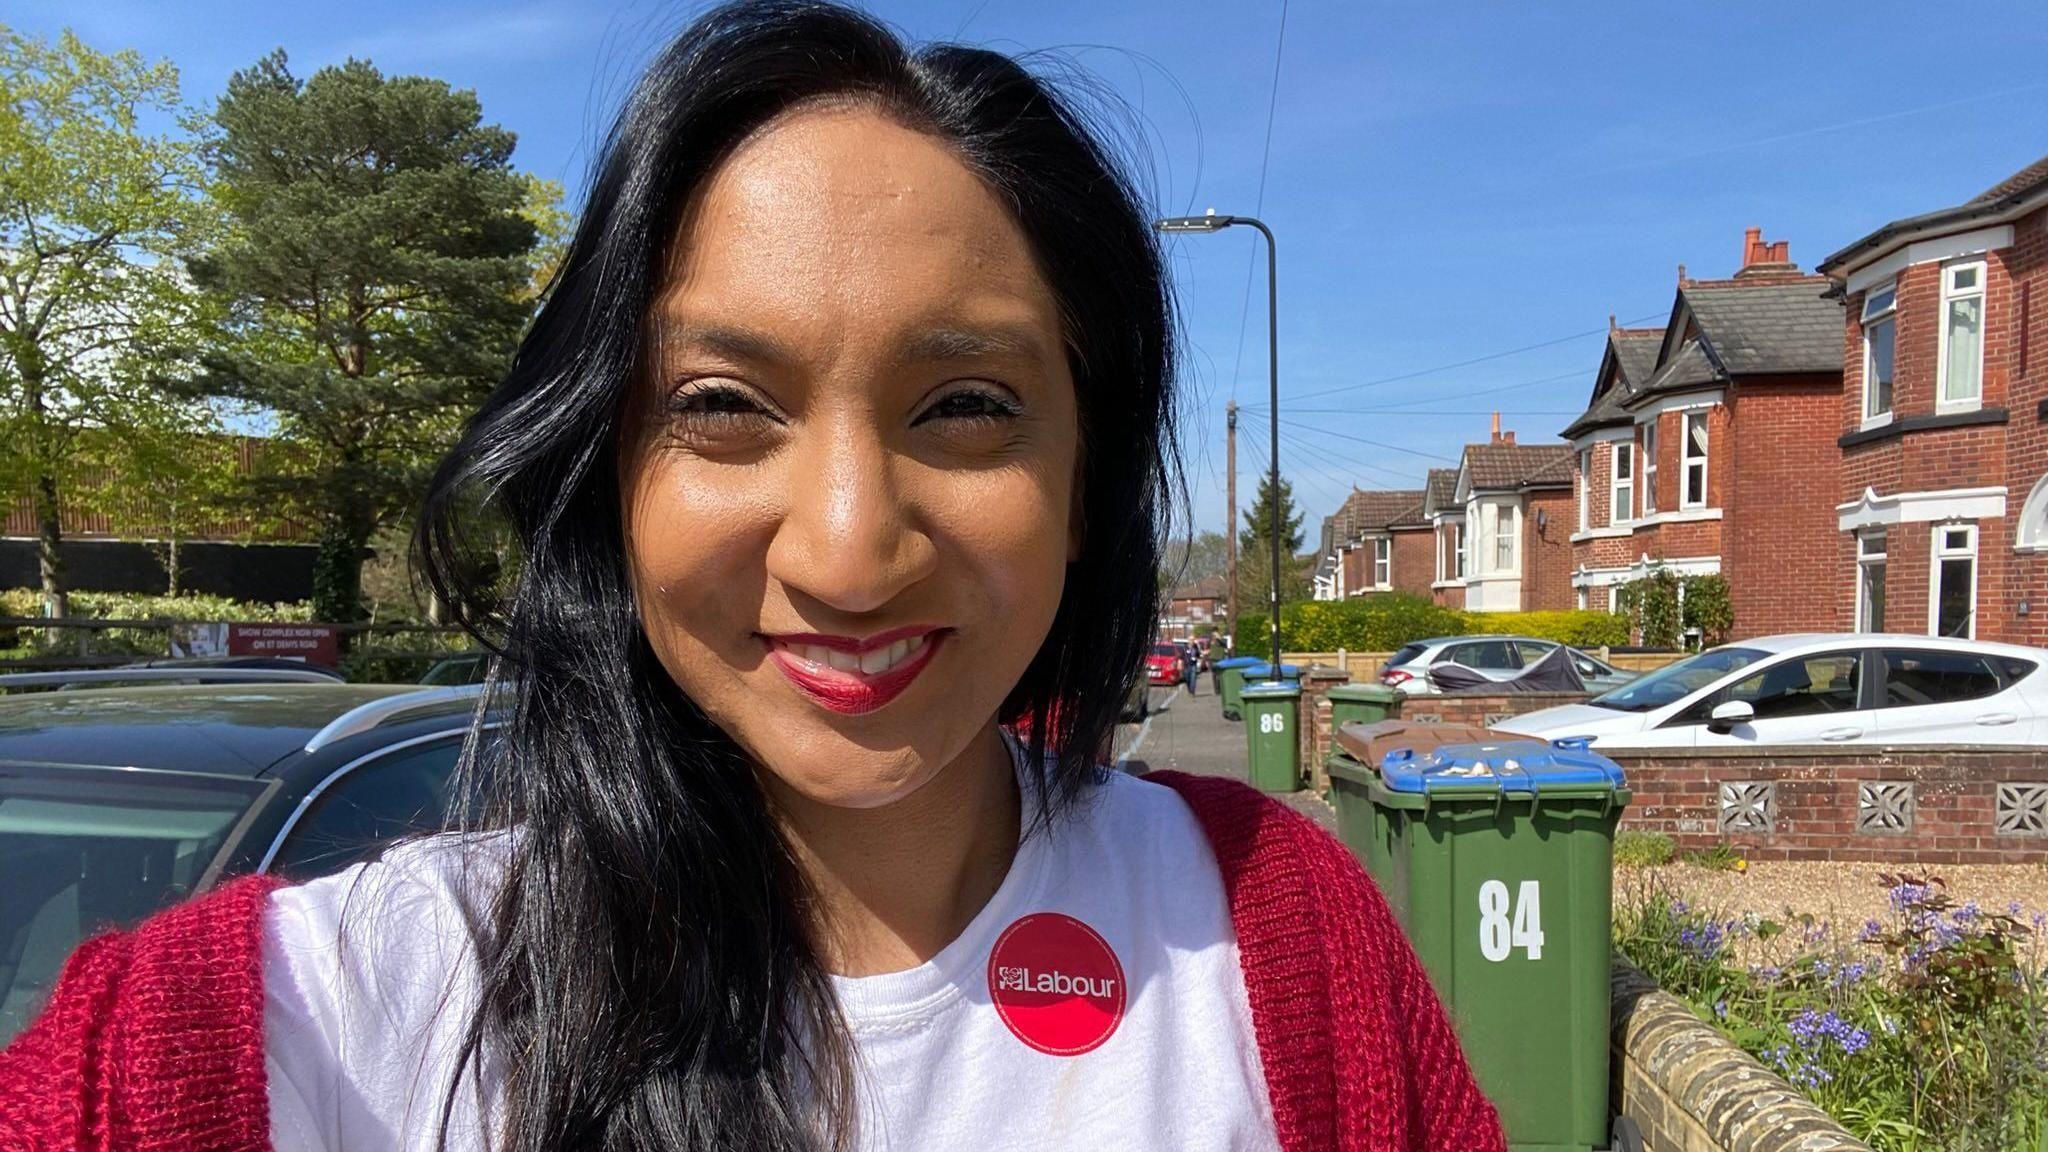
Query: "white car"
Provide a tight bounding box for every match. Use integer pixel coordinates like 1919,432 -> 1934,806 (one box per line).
1377,636 -> 1635,696
1495,633 -> 2048,749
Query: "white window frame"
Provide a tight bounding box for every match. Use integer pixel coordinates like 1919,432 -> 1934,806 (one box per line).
1855,529 -> 1887,633
1681,411 -> 1709,509
1609,443 -> 1634,526
1641,421 -> 1658,514
1927,522 -> 1978,639
1453,522 -> 1467,580
1372,537 -> 1391,589
1936,261 -> 1986,414
1861,282 -> 1897,425
1491,503 -> 1516,573
1577,449 -> 1591,532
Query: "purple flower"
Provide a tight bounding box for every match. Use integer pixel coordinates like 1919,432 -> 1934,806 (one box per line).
1857,919 -> 1885,943
1889,881 -> 1935,913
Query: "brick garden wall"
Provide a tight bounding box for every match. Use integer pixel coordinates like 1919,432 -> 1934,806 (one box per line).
1613,746 -> 2048,863
1394,690 -> 1590,728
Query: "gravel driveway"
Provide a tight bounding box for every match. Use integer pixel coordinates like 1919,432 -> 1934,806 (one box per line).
1619,860 -> 2048,938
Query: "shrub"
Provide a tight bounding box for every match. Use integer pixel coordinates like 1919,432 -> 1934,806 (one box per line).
1616,873 -> 2048,1151
1233,594 -> 1630,655
1614,830 -> 1677,868
1463,609 -> 1631,648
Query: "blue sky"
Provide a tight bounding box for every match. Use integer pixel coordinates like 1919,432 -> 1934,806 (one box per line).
13,0 -> 2048,540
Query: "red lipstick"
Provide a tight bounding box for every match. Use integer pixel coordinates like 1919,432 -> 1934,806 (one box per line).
762,626 -> 946,715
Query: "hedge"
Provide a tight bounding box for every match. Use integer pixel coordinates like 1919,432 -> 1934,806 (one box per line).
1234,594 -> 1629,654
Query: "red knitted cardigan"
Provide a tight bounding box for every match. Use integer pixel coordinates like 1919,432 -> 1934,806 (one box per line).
0,771 -> 1504,1152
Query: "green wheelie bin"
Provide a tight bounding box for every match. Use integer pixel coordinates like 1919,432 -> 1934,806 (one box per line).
1239,681 -> 1302,793
1215,656 -> 1263,720
1328,737 -> 1630,1152
1326,682 -> 1401,731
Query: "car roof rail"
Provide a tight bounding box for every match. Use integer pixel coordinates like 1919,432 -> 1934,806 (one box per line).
302,683 -> 492,753
0,667 -> 342,691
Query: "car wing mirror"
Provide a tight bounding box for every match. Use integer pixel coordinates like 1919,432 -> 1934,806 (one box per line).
1707,699 -> 1753,734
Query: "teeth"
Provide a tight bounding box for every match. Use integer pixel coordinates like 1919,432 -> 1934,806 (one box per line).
779,634 -> 933,677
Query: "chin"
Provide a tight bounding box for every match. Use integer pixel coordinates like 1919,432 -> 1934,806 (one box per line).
782,762 -> 940,811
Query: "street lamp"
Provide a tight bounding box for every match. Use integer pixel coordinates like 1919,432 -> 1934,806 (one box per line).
1155,210 -> 1282,675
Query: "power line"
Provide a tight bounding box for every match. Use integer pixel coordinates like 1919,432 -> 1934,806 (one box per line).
1224,0 -> 1290,402
1282,311 -> 1665,404
1277,427 -> 1418,488
1244,367 -> 1590,415
1280,419 -> 1461,463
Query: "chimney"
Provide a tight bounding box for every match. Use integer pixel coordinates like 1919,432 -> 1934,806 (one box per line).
1677,262 -> 1687,285
1608,312 -> 1618,333
1737,227 -> 1794,276
1490,411 -> 1501,443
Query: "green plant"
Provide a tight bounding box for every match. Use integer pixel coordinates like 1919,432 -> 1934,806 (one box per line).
1614,873 -> 2048,1151
1614,830 -> 1677,868
1680,574 -> 1734,648
1237,595 -> 1630,655
1614,569 -> 1682,648
1682,841 -> 1747,872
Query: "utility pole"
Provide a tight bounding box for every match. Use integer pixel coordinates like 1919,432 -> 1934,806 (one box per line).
1225,400 -> 1238,652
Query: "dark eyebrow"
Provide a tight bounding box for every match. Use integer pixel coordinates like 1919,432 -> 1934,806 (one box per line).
900,325 -> 1051,365
658,323 -> 801,367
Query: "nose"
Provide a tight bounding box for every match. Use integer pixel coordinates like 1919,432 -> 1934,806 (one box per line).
764,414 -> 938,615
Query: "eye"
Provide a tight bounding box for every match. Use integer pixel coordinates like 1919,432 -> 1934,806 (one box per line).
665,381 -> 776,425
915,385 -> 1022,425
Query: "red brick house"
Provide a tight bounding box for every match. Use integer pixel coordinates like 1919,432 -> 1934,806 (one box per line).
1819,154 -> 2048,642
1562,230 -> 1842,637
1442,426 -> 1574,612
1315,488 -> 1431,599
1164,573 -> 1229,641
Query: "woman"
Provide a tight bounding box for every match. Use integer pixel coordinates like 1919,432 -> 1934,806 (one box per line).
0,4 -> 1503,1150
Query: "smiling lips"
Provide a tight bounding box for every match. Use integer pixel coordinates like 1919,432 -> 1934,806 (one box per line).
763,625 -> 945,715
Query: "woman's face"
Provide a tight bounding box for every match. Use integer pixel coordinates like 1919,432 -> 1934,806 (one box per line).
619,104 -> 1080,812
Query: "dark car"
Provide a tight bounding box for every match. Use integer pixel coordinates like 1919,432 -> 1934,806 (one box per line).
0,672 -> 496,1044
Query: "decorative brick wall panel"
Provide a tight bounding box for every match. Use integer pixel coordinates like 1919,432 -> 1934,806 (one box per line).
1612,958 -> 1871,1152
1613,746 -> 2048,863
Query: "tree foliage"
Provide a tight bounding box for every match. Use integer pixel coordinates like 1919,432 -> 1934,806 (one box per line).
0,28 -> 216,615
1237,472 -> 1308,616
184,51 -> 538,623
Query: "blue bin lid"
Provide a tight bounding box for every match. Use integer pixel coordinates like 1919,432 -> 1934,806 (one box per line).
1215,656 -> 1264,669
1240,680 -> 1301,699
1377,738 -> 1625,797
1243,662 -> 1302,678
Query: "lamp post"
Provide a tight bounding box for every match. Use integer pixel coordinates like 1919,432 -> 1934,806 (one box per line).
1156,210 -> 1282,675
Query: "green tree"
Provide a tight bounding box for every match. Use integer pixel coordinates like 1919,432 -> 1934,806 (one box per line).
184,51 -> 537,624
0,29 -> 215,616
1237,472 -> 1309,616
1159,529 -> 1231,591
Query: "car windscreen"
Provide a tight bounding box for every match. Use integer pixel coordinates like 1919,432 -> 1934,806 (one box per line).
1588,646 -> 1767,713
1386,643 -> 1428,668
0,764 -> 264,1046
1150,645 -> 1180,658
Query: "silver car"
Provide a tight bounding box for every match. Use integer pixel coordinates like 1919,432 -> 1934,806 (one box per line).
1376,635 -> 1636,695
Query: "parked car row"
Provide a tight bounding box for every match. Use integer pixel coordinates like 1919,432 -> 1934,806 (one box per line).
1378,635 -> 1635,696
1499,633 -> 2048,749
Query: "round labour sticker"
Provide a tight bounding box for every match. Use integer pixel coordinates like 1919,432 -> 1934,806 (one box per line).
987,912 -> 1127,1056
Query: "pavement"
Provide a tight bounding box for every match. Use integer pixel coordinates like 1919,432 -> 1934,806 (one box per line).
1114,678 -> 1337,831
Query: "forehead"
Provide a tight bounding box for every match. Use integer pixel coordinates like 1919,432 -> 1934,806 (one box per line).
656,104 -> 1062,343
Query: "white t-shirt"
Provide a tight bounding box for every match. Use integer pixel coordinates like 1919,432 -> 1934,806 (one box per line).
263,766 -> 1280,1151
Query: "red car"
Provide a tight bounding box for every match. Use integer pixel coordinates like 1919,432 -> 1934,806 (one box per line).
1144,642 -> 1186,686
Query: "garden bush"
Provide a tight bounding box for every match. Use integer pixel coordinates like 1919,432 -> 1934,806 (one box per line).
0,591 -> 313,659
1234,593 -> 1629,654
1616,873 -> 2048,1151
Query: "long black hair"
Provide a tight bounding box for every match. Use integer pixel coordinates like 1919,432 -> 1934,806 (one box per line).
414,2 -> 1178,1148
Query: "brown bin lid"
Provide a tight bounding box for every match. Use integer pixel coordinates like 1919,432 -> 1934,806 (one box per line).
1333,719 -> 1518,768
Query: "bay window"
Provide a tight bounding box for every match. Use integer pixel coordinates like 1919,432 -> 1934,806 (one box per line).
1681,411 -> 1708,508
1491,503 -> 1514,572
1641,421 -> 1658,514
1856,530 -> 1886,632
1861,282 -> 1896,421
1373,537 -> 1391,588
1938,262 -> 1985,410
1609,443 -> 1633,525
